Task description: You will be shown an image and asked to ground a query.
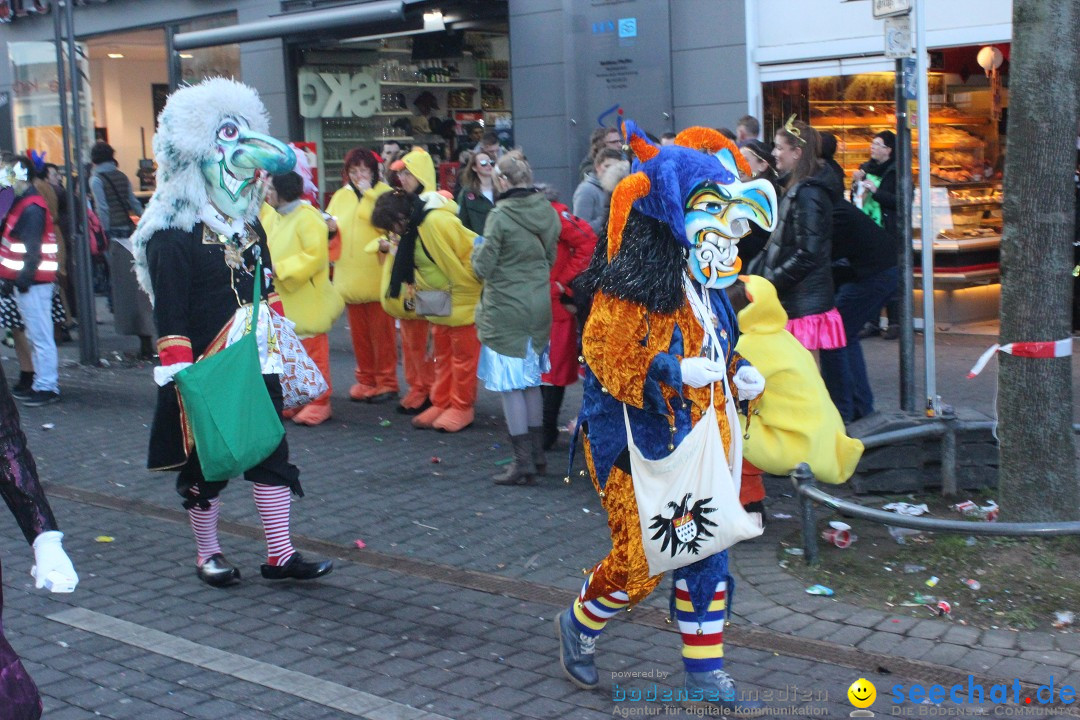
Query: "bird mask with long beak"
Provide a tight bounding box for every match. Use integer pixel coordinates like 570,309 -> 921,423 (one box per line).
612,120 -> 777,290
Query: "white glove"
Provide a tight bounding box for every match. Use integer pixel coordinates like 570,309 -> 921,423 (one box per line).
154,362 -> 192,387
680,357 -> 727,389
31,530 -> 78,593
733,365 -> 766,402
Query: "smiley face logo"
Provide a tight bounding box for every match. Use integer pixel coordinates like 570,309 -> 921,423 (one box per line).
848,678 -> 876,708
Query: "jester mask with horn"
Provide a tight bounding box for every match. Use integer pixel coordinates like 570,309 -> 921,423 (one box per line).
613,120 -> 777,290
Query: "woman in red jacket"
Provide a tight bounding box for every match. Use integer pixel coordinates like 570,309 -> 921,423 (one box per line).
537,190 -> 597,450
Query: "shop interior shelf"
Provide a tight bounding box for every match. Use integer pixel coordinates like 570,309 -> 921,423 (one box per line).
378,81 -> 476,88
323,136 -> 415,144
913,268 -> 1000,284
912,235 -> 1002,252
814,115 -> 989,128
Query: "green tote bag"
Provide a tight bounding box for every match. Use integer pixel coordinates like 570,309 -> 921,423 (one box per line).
174,260 -> 285,482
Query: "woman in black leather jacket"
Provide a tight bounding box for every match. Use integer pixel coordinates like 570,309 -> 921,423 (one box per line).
749,118 -> 846,353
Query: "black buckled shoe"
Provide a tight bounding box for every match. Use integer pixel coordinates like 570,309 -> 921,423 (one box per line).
260,553 -> 333,580
196,554 -> 241,587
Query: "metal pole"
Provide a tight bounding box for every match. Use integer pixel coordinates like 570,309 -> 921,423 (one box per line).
63,0 -> 98,364
165,26 -> 181,92
914,0 -> 937,415
895,58 -> 916,413
940,408 -> 958,497
52,2 -> 76,248
792,464 -> 819,566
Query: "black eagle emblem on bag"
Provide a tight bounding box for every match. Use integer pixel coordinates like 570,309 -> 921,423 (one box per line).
649,493 -> 717,556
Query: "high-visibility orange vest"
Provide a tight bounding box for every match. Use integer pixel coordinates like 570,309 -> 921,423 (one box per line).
0,195 -> 58,283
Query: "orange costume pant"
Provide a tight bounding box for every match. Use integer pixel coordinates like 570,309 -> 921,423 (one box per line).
300,333 -> 331,407
430,324 -> 480,411
398,318 -> 435,401
347,302 -> 398,391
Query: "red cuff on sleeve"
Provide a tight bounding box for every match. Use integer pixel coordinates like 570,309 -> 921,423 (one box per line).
267,292 -> 285,317
157,335 -> 193,366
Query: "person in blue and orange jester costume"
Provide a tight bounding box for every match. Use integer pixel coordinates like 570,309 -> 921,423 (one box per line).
555,121 -> 778,717
132,79 -> 333,588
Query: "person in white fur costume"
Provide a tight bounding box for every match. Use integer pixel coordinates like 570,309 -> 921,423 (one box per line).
132,78 -> 333,587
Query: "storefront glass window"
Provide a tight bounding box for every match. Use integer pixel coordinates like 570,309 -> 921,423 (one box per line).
8,41 -> 94,170
762,45 -> 1009,326
178,14 -> 241,84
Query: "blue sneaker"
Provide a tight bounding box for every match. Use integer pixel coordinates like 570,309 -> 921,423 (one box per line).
684,669 -> 767,717
555,609 -> 598,689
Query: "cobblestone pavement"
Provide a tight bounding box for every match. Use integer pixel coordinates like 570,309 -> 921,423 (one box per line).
2,314 -> 1079,719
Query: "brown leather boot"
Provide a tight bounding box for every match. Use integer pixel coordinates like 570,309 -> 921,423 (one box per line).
493,433 -> 537,486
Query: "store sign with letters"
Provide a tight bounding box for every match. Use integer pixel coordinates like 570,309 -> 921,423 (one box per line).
873,0 -> 911,19
298,70 -> 378,119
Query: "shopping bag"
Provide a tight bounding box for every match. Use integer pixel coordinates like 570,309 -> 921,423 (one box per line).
272,311 -> 329,409
175,261 -> 284,482
627,398 -> 763,576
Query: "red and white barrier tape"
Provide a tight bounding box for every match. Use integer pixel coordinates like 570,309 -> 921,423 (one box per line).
967,338 -> 1073,378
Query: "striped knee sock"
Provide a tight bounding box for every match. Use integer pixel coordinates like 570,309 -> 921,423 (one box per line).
253,484 -> 295,566
676,578 -> 726,674
188,497 -> 222,566
570,571 -> 630,637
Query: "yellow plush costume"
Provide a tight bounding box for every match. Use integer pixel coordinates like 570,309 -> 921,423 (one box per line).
267,202 -> 344,335
735,275 -> 863,483
327,181 -> 393,303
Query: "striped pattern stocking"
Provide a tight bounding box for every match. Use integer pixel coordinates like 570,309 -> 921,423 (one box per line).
187,496 -> 222,566
253,484 -> 295,566
570,570 -> 630,637
676,578 -> 726,673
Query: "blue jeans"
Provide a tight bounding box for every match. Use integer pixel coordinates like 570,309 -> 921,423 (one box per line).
820,266 -> 899,423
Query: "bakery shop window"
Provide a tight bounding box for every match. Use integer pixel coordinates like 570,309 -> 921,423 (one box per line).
762,46 -> 1009,294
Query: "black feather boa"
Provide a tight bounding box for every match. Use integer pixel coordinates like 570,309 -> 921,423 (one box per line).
573,208 -> 686,317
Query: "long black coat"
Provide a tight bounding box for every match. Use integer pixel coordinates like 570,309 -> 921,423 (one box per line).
751,166 -> 836,319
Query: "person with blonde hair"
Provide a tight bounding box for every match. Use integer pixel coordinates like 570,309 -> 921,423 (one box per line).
747,117 -> 844,354
472,150 -> 560,484
456,149 -> 496,234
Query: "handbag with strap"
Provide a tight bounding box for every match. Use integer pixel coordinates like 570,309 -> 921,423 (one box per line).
628,279 -> 762,576
272,311 -> 330,409
98,172 -> 138,235
174,261 -> 285,482
414,235 -> 452,317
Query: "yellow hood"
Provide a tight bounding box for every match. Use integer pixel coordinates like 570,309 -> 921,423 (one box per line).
396,148 -> 437,194
737,274 -> 787,334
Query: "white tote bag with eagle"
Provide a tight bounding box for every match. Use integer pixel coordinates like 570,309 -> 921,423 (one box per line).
625,394 -> 762,576
627,282 -> 762,576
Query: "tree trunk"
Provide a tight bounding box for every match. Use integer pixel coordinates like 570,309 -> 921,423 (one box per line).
997,0 -> 1080,521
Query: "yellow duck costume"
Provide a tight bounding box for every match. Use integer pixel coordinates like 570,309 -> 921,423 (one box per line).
267,199 -> 344,426
373,148 -> 483,432
735,274 -> 863,484
326,176 -> 398,402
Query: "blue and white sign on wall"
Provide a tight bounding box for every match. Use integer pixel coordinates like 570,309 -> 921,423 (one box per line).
617,17 -> 637,38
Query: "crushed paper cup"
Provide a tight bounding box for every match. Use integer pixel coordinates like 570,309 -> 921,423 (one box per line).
883,502 -> 929,516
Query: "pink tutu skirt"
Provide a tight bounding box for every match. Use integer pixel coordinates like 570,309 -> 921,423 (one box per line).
786,308 -> 847,350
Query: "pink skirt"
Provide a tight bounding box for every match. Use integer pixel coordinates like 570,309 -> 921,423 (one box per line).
786,308 -> 847,350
